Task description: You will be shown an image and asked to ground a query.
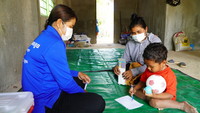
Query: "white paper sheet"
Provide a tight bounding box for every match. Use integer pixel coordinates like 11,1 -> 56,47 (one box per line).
115,95 -> 143,110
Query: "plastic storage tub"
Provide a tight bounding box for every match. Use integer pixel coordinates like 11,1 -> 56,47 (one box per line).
0,92 -> 34,113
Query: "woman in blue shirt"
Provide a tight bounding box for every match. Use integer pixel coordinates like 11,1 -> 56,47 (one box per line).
22,4 -> 105,113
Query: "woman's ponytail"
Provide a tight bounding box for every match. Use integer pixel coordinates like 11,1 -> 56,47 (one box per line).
129,13 -> 147,30
44,4 -> 77,30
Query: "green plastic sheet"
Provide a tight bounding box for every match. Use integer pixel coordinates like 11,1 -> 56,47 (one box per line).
67,48 -> 200,113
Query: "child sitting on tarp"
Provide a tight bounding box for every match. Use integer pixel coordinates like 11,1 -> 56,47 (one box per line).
129,43 -> 198,113
113,13 -> 161,85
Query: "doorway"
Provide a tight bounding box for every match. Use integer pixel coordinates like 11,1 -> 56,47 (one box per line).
96,0 -> 114,44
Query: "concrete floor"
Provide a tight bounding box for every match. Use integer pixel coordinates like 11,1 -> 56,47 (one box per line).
167,50 -> 200,80
68,44 -> 200,80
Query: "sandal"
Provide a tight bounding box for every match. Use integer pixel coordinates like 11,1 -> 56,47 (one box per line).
168,59 -> 175,63
177,62 -> 186,68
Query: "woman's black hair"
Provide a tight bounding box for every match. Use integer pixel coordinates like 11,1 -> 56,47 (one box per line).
143,43 -> 168,63
129,13 -> 147,30
44,4 -> 77,29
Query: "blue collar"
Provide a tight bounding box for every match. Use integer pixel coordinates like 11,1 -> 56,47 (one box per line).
45,25 -> 66,47
45,25 -> 62,40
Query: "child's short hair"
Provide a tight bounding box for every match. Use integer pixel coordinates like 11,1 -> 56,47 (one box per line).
143,43 -> 168,63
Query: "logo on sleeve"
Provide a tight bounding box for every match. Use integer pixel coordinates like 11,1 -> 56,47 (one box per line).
23,59 -> 28,64
31,41 -> 40,49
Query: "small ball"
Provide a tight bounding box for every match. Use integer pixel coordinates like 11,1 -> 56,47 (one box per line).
144,86 -> 152,94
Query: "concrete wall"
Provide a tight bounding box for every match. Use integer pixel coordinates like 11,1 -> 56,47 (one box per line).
114,0 -> 166,44
115,0 -> 200,50
64,0 -> 97,43
0,0 -> 40,92
137,0 -> 166,43
165,0 -> 200,50
114,0 -> 138,43
0,0 -> 96,92
116,0 -> 200,50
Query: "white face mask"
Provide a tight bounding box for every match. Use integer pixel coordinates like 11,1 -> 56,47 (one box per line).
61,25 -> 73,41
131,33 -> 146,42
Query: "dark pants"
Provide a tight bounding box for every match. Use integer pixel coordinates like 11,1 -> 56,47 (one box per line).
45,77 -> 105,113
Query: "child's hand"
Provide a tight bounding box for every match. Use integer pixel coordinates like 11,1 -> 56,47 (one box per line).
129,86 -> 136,97
145,93 -> 153,97
143,89 -> 153,97
113,66 -> 120,75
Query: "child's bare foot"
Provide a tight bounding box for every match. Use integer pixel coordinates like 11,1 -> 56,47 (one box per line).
182,101 -> 198,113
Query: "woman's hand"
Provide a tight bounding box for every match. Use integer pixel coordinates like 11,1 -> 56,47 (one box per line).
78,72 -> 91,84
122,70 -> 133,80
113,66 -> 120,75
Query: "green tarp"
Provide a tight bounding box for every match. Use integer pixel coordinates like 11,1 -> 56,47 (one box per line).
67,48 -> 200,113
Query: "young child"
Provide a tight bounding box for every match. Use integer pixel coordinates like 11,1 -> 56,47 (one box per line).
129,43 -> 198,113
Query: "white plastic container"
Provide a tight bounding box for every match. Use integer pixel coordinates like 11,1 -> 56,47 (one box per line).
118,68 -> 126,85
118,58 -> 126,85
0,92 -> 34,113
